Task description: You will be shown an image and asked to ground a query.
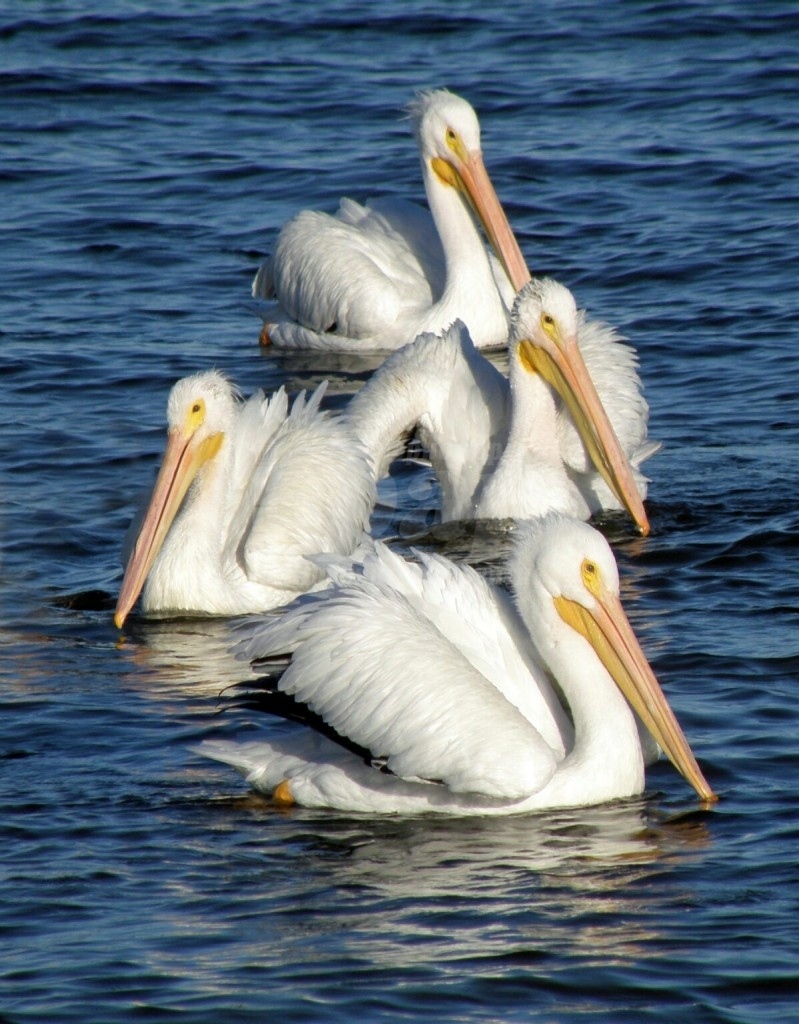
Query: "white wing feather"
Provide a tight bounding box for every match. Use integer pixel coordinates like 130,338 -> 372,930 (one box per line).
237,541 -> 570,799
258,581 -> 557,799
257,198 -> 440,339
223,384 -> 375,593
353,543 -> 573,754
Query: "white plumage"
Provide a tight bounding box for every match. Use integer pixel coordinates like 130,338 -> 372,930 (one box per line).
347,278 -> 657,531
114,371 -> 376,627
252,89 -> 527,351
199,514 -> 715,815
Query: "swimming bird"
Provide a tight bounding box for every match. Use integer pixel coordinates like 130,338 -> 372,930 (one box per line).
346,278 -> 656,533
252,89 -> 528,351
199,514 -> 715,814
114,371 -> 376,628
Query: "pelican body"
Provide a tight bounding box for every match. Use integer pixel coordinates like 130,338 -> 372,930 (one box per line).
114,372 -> 375,627
347,279 -> 656,533
200,515 -> 715,815
253,89 -> 527,351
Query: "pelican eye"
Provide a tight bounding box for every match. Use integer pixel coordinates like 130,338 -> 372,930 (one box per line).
444,126 -> 464,158
581,558 -> 602,596
186,397 -> 206,431
539,311 -> 561,346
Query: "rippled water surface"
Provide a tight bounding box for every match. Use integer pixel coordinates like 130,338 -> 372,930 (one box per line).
2,2 -> 798,1021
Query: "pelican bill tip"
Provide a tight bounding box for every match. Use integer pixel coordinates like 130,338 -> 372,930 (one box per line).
698,785 -> 719,805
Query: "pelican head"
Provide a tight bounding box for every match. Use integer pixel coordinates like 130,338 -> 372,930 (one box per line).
515,515 -> 715,803
409,88 -> 530,293
512,279 -> 650,536
114,371 -> 237,629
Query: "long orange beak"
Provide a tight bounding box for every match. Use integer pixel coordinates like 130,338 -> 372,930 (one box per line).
518,329 -> 650,536
431,149 -> 531,294
114,427 -> 222,628
555,588 -> 716,803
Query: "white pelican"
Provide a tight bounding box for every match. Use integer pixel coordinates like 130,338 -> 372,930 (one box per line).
114,371 -> 375,628
199,514 -> 716,814
346,278 -> 656,533
252,89 -> 528,351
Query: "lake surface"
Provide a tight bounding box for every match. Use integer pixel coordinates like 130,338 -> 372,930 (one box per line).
2,2 -> 798,1021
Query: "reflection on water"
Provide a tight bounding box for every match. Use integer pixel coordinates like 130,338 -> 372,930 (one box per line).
114,615 -> 256,699
341,801 -> 712,883
186,790 -> 713,979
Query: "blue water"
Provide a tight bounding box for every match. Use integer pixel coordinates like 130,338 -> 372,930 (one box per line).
2,2 -> 798,1021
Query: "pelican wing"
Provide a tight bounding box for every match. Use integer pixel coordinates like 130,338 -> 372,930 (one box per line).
348,541 -> 573,755
223,385 -> 375,595
238,546 -> 562,800
339,197 -> 445,298
259,198 -> 442,340
226,384 -> 289,496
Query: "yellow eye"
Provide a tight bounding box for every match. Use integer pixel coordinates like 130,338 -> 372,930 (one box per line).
581,558 -> 601,595
186,397 -> 206,432
444,126 -> 462,156
541,312 -> 555,328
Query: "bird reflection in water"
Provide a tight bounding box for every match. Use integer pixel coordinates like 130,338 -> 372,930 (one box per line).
197,796 -> 712,970
114,616 -> 261,701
